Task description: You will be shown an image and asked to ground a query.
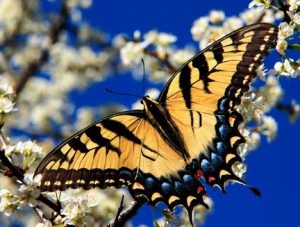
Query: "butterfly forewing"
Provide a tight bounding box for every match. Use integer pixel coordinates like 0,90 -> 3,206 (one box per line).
35,110 -> 187,191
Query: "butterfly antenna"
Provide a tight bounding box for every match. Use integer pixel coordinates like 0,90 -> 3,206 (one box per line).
105,88 -> 141,98
141,58 -> 146,95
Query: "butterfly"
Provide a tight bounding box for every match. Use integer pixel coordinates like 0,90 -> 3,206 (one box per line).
35,23 -> 278,224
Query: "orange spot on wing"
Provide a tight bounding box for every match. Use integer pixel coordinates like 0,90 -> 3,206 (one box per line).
194,169 -> 204,179
208,176 -> 215,183
197,186 -> 204,194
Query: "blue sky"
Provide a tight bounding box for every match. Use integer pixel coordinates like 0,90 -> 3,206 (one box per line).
60,1 -> 300,226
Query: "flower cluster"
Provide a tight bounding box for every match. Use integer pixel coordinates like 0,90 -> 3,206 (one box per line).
61,194 -> 97,227
0,189 -> 19,216
191,8 -> 281,50
249,0 -> 300,78
0,174 -> 41,220
119,30 -> 195,82
3,140 -> 44,171
18,174 -> 41,207
249,0 -> 272,10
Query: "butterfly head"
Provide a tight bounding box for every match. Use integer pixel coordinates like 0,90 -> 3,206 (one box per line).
141,95 -> 161,112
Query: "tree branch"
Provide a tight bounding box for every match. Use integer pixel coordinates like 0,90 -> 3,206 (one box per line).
108,195 -> 146,227
0,130 -> 61,215
144,49 -> 177,73
0,148 -> 61,215
15,0 -> 70,97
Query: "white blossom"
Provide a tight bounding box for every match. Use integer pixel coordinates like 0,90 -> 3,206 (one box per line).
289,0 -> 300,12
240,8 -> 262,24
223,17 -> 244,32
238,130 -> 261,158
66,0 -> 93,9
80,0 -> 92,8
191,17 -> 209,41
4,140 -> 43,168
112,34 -> 127,48
236,92 -> 265,121
0,0 -> 23,42
276,38 -> 288,55
169,48 -> 195,66
144,31 -> 177,46
61,194 -> 98,227
232,162 -> 248,178
0,82 -> 14,95
249,0 -> 271,10
240,8 -> 279,24
258,75 -> 283,112
149,69 -> 170,83
260,116 -> 278,142
75,107 -> 95,131
248,131 -> 261,150
120,41 -> 148,66
36,222 -> 52,227
0,189 -> 19,216
257,64 -> 268,80
262,9 -> 280,23
274,59 -> 299,78
0,97 -> 15,113
209,10 -> 225,24
18,174 -> 41,207
290,12 -> 300,27
278,22 -> 294,39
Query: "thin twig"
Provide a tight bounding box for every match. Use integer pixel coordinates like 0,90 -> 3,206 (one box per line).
108,196 -> 146,227
113,195 -> 125,224
144,49 -> 177,73
0,149 -> 26,184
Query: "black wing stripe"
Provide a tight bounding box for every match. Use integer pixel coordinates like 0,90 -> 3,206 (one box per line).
179,65 -> 192,109
102,119 -> 142,144
212,42 -> 224,64
192,54 -> 212,93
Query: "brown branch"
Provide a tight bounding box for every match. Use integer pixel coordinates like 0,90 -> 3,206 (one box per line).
277,0 -> 292,23
15,0 -> 70,97
254,11 -> 267,24
108,195 -> 146,227
0,148 -> 61,213
0,149 -> 26,184
144,49 -> 177,74
276,102 -> 299,122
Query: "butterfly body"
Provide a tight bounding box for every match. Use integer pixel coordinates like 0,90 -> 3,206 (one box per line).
141,96 -> 190,161
35,23 -> 278,224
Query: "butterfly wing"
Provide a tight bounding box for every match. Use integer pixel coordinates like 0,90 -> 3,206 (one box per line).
35,110 -> 183,190
159,23 -> 278,190
35,110 -> 206,211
